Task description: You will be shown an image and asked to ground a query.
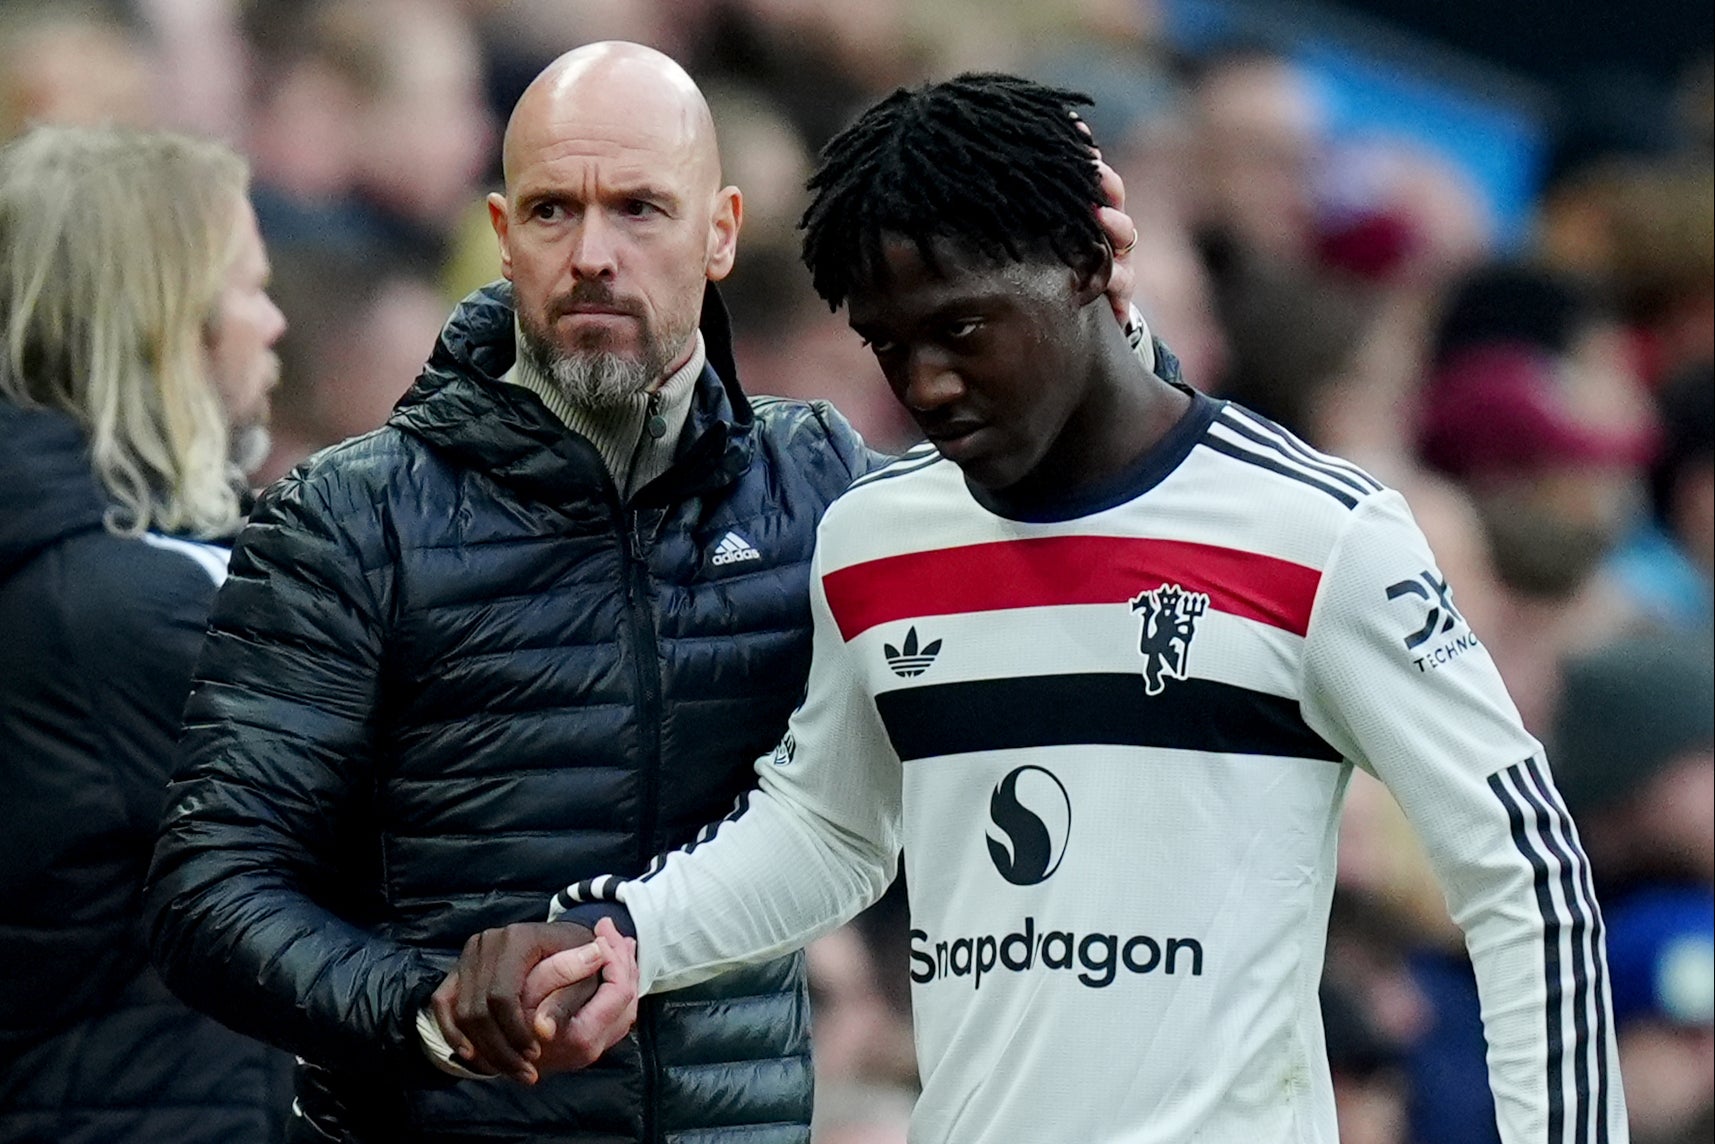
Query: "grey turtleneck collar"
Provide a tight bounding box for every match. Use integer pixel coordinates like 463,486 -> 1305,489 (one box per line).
503,324 -> 705,499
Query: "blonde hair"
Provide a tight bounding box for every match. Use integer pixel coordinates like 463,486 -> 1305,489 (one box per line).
0,124 -> 251,538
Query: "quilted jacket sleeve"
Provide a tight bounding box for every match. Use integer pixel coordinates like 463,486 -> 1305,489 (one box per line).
144,467 -> 447,1078
806,398 -> 890,481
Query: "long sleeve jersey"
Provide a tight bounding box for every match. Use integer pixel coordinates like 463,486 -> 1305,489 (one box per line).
557,392 -> 1627,1144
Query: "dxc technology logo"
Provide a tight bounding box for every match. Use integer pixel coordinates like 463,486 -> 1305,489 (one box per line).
985,765 -> 1071,886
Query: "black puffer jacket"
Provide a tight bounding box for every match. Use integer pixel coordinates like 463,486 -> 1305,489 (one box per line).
145,283 -> 873,1143
0,399 -> 292,1143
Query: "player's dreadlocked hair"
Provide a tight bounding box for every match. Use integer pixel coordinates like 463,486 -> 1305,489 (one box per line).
800,73 -> 1107,310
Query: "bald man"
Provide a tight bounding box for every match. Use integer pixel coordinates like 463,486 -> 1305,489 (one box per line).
147,42 -> 1141,1144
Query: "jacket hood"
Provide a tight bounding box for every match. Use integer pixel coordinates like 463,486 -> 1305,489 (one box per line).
390,280 -> 755,508
0,398 -> 110,581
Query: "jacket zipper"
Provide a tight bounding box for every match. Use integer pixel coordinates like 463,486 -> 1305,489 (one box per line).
621,391 -> 672,1143
618,500 -> 663,1142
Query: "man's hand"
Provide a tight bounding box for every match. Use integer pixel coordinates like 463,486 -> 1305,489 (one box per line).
1075,113 -> 1139,325
1096,158 -> 1139,326
430,921 -> 602,1084
525,918 -> 639,1072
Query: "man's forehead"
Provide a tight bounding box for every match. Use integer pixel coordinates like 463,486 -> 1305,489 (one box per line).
516,109 -> 690,162
506,109 -> 713,198
849,235 -> 1057,313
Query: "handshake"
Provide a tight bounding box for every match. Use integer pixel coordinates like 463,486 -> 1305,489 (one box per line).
429,918 -> 641,1085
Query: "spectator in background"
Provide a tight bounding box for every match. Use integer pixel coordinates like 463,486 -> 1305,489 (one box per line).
0,125 -> 290,1143
805,924 -> 917,1094
470,0 -> 685,121
1320,977 -> 1412,1144
1308,144 -> 1498,468
1085,36 -> 1236,394
1106,96 -> 1231,394
343,0 -> 494,275
1418,262 -> 1659,730
1540,634 -> 1714,1144
134,0 -> 249,140
1552,633 -> 1715,894
804,918 -> 917,1144
1188,46 -> 1325,266
240,0 -> 494,276
1204,247 -> 1373,442
0,0 -> 156,141
723,243 -> 919,452
706,83 -> 920,451
1605,889 -> 1715,1144
1608,361 -> 1715,629
691,0 -> 918,150
253,243 -> 450,485
703,82 -> 814,257
239,0 -> 374,252
1541,160 -> 1714,387
1124,220 -> 1228,392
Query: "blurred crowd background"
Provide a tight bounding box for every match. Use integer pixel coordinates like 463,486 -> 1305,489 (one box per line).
2,0 -> 1709,1142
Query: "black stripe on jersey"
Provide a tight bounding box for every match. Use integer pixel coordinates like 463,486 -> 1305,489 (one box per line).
1566,822 -> 1615,1144
1214,412 -> 1375,499
638,792 -> 752,884
556,794 -> 754,908
1491,758 -> 1607,1144
1516,764 -> 1596,1144
875,673 -> 1341,763
847,446 -> 944,491
555,874 -> 619,909
1219,408 -> 1383,494
1199,433 -> 1360,509
1518,756 -> 1613,1144
1228,406 -> 1383,491
1491,764 -> 1569,1143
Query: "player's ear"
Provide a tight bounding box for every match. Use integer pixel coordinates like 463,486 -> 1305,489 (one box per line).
1071,242 -> 1112,307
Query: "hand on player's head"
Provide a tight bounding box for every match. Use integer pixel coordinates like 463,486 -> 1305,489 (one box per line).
1095,164 -> 1138,326
1073,113 -> 1138,326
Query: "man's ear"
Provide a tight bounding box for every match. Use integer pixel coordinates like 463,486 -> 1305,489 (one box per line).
1071,242 -> 1113,308
488,192 -> 513,279
706,186 -> 743,282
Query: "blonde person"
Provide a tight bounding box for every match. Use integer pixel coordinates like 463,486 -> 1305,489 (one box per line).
0,125 -> 289,1143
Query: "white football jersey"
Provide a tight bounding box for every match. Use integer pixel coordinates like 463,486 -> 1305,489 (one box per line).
559,393 -> 1626,1144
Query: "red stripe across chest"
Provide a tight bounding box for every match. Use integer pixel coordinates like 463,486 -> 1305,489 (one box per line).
821,535 -> 1322,641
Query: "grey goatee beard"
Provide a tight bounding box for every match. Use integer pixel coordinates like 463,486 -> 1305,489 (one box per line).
518,315 -> 666,412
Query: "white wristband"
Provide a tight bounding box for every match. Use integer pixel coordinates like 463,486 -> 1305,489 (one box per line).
1125,304 -> 1155,373
416,1005 -> 499,1081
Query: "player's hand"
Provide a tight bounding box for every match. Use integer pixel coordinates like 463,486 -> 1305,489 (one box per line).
1073,114 -> 1139,326
430,921 -> 601,1084
524,918 -> 640,1073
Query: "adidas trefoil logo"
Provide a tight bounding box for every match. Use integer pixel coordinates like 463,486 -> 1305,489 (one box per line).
884,627 -> 942,678
711,531 -> 763,567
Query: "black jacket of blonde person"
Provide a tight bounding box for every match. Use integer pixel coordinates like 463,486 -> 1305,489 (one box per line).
0,398 -> 293,1144
145,281 -> 874,1143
